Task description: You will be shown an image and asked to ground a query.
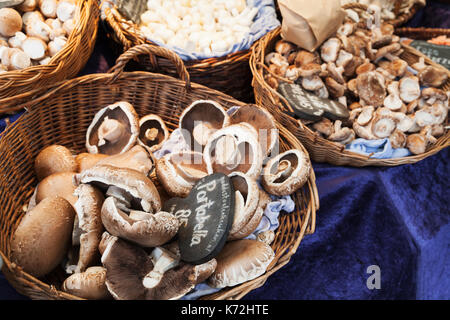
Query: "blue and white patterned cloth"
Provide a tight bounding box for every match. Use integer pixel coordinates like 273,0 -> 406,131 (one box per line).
346,138 -> 412,159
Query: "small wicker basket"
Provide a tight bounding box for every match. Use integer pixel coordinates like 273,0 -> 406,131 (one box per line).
250,4 -> 449,167
0,0 -> 100,115
102,3 -> 277,103
0,44 -> 318,300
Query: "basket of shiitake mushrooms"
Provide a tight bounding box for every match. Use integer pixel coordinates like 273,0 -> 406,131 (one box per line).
0,0 -> 99,114
250,2 -> 449,166
101,0 -> 280,103
0,44 -> 318,300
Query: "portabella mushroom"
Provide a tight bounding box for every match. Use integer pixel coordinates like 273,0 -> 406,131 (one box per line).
35,171 -> 78,206
101,236 -> 216,300
207,239 -> 274,288
155,150 -> 207,198
67,184 -> 104,274
227,104 -> 279,158
100,196 -> 178,247
179,100 -> 229,151
10,196 -> 76,277
34,144 -> 77,181
62,266 -> 111,300
74,164 -> 161,214
261,149 -> 311,196
86,101 -> 139,155
228,172 -> 260,240
203,123 -> 263,179
138,114 -> 169,153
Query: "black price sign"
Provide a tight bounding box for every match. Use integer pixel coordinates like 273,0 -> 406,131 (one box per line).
277,82 -> 349,121
163,173 -> 235,265
409,40 -> 450,70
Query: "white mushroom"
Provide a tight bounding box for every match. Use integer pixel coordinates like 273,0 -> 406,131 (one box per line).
48,36 -> 67,56
22,37 -> 47,60
8,31 -> 27,48
56,0 -> 76,22
39,0 -> 57,18
25,19 -> 52,42
302,75 -> 325,91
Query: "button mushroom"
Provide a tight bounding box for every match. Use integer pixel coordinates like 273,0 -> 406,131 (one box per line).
156,150 -> 207,198
138,114 -> 169,153
203,123 -> 263,179
101,236 -> 216,300
101,196 -> 178,247
74,164 -> 161,214
86,101 -> 140,155
261,149 -> 311,196
179,100 -> 229,151
10,196 -> 76,277
0,8 -> 22,37
208,239 -> 274,288
62,266 -> 111,300
34,144 -> 77,181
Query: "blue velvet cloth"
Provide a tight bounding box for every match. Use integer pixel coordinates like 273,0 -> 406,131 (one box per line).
0,0 -> 449,300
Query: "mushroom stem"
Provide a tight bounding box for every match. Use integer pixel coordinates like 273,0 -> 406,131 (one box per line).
97,117 -> 126,146
143,247 -> 179,289
273,159 -> 293,182
145,127 -> 159,141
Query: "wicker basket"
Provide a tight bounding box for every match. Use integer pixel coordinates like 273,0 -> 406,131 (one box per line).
395,27 -> 450,40
0,0 -> 100,115
0,44 -> 318,300
102,3 -> 277,103
250,7 -> 450,167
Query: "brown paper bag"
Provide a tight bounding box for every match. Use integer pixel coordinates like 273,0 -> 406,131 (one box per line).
279,0 -> 345,52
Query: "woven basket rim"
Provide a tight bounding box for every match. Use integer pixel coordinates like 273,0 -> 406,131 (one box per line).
0,44 -> 319,300
250,25 -> 450,167
0,0 -> 100,115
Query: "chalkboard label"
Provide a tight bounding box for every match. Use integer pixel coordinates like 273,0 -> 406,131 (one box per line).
277,83 -> 349,121
114,0 -> 147,25
409,40 -> 450,70
162,173 -> 235,265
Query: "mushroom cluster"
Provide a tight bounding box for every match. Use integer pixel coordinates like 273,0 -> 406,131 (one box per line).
10,100 -> 311,299
265,4 -> 449,155
137,0 -> 257,55
0,0 -> 76,72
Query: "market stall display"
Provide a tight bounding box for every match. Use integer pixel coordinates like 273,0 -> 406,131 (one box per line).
0,44 -> 318,300
0,0 -> 99,114
250,3 -> 449,166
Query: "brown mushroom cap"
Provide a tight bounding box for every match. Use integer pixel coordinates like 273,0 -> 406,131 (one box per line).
228,105 -> 279,158
76,153 -> 108,172
406,133 -> 428,155
35,171 -> 78,207
86,101 -> 139,155
101,237 -> 215,300
261,149 -> 311,196
155,151 -> 207,198
74,164 -> 161,213
34,144 -> 77,181
101,196 -> 178,247
62,266 -> 111,300
207,239 -> 274,288
0,8 -> 22,37
356,71 -> 386,107
138,114 -> 169,153
71,184 -> 104,273
294,50 -> 320,68
95,145 -> 154,176
179,100 -> 229,151
10,196 -> 76,277
418,66 -> 449,88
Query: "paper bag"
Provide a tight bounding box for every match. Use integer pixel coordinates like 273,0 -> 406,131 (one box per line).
278,0 -> 345,52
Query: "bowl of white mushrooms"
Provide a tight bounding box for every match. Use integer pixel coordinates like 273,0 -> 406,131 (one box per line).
0,0 -> 99,114
102,0 -> 279,102
0,44 -> 318,300
250,3 -> 449,166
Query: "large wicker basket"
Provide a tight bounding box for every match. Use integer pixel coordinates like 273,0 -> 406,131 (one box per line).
0,0 -> 100,115
0,44 -> 318,300
102,3 -> 277,103
250,7 -> 449,166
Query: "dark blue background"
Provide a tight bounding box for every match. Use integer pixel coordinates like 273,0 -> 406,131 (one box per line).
0,0 -> 449,300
